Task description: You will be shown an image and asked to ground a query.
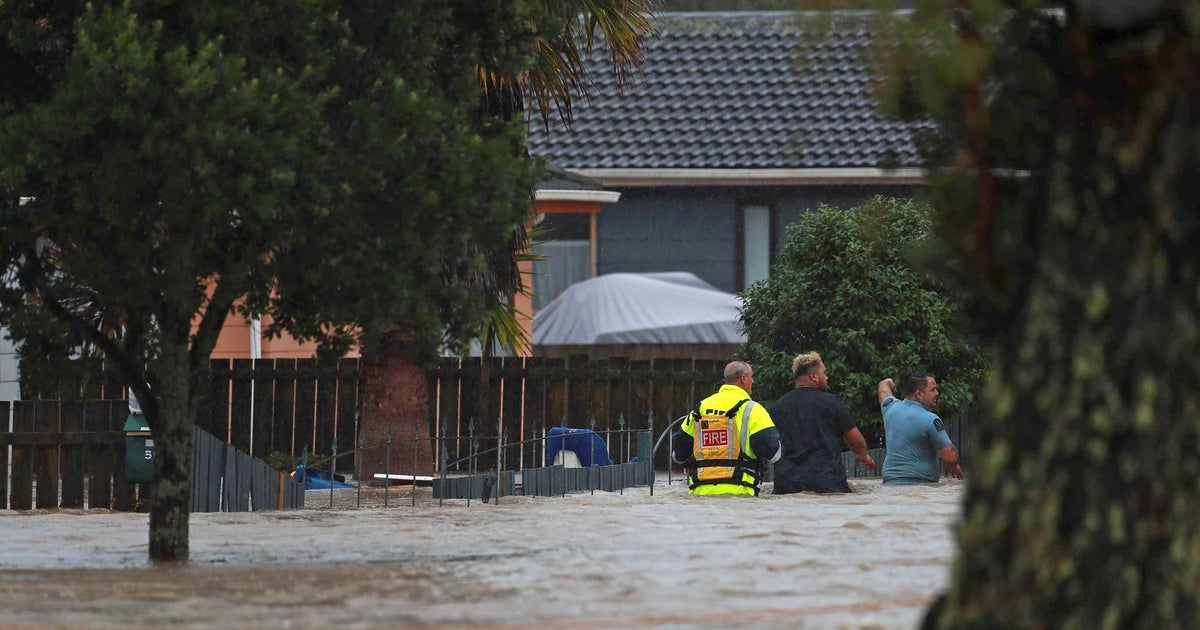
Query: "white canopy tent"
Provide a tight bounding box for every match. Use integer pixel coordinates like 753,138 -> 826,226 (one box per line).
532,272 -> 746,346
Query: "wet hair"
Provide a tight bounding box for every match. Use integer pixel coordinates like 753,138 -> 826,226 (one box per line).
792,352 -> 822,379
900,372 -> 934,398
723,361 -> 751,384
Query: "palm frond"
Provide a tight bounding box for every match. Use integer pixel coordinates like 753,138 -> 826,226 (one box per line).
479,0 -> 656,128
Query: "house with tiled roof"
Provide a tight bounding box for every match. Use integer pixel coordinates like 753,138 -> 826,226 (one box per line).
528,11 -> 924,300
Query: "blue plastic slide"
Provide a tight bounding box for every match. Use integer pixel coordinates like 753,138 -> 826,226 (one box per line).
293,465 -> 356,489
546,427 -> 614,467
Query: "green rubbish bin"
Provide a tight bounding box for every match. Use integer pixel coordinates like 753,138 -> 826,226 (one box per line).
123,414 -> 155,482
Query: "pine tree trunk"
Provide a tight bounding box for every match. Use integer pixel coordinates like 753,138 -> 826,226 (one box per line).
928,16 -> 1200,626
147,343 -> 195,563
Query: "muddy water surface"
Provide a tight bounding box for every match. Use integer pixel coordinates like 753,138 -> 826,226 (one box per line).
0,479 -> 963,629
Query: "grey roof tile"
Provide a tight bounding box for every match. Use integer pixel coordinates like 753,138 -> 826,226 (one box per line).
528,11 -> 923,170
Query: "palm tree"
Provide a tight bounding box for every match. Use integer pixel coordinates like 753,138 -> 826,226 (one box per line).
359,1 -> 656,476
471,1 -> 657,470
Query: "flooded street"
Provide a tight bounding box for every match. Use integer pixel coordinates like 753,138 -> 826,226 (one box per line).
0,478 -> 963,629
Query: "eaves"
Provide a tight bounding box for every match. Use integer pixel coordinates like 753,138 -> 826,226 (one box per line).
569,168 -> 927,188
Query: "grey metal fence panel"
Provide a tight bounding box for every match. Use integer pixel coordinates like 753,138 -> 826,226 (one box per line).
522,467 -> 551,497
192,429 -> 225,513
502,471 -> 515,497
569,468 -> 586,493
191,429 -> 205,512
550,466 -> 564,496
204,430 -> 221,511
205,434 -> 224,510
842,447 -> 886,479
249,458 -> 275,511
512,470 -> 529,497
431,471 -> 515,500
263,461 -> 278,510
506,460 -> 653,498
636,431 -> 651,464
235,450 -> 252,512
221,444 -> 237,511
283,472 -> 302,508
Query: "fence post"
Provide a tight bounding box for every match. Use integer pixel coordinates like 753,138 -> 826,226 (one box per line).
412,421 -> 419,508
589,418 -> 597,495
536,427 -> 543,469
637,430 -> 653,495
357,432 -> 364,509
439,417 -> 450,507
467,418 -> 475,507
662,410 -> 674,486
619,414 -> 626,496
300,448 -> 309,483
439,439 -> 448,507
328,440 -> 337,508
440,417 -> 449,475
384,426 -> 391,508
494,419 -> 504,505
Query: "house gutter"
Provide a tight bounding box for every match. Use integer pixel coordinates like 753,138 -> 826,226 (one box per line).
533,189 -> 622,203
568,168 -> 927,187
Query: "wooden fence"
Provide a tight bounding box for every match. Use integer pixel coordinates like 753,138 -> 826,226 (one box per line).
0,400 -> 140,510
426,356 -> 726,471
424,356 -> 976,471
5,356 -> 975,499
198,358 -> 363,465
0,399 -> 303,511
192,427 -> 304,512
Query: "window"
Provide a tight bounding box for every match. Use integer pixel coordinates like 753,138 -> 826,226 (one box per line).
742,204 -> 772,290
532,213 -> 593,310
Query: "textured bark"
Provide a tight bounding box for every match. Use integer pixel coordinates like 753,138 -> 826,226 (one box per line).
927,9 -> 1200,627
147,343 -> 197,563
358,335 -> 432,479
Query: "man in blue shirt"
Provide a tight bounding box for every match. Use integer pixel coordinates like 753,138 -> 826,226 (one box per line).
877,373 -> 964,484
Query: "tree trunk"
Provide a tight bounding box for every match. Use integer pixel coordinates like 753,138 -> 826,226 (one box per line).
476,333 -> 499,471
147,343 -> 195,563
927,17 -> 1200,626
358,333 -> 432,479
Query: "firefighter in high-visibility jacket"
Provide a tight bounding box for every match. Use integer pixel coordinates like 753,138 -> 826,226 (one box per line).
671,361 -> 781,496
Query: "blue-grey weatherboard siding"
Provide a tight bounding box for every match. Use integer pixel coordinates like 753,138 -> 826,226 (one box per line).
596,185 -> 921,293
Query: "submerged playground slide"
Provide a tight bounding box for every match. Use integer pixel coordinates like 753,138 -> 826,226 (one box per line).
545,428 -> 614,467
293,466 -> 356,490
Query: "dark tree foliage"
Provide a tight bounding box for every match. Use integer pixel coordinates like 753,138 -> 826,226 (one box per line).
740,196 -> 985,440
872,0 -> 1200,625
0,0 -> 541,561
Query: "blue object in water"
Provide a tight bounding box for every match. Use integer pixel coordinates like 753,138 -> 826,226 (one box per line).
546,427 -> 613,467
294,465 -> 355,489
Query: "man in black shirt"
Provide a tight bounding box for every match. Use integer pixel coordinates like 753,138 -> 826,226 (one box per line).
768,352 -> 875,494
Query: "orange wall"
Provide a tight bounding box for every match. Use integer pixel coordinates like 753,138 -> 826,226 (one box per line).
211,313 -> 360,360
515,256 -> 535,357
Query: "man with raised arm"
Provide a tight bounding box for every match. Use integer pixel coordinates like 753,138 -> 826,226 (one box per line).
878,373 -> 964,484
671,361 -> 781,496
